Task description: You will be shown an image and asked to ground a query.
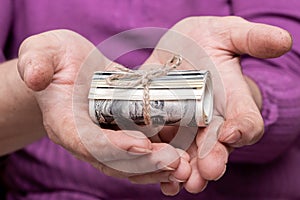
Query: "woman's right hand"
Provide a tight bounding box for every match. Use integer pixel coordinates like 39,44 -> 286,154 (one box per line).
17,29 -> 191,183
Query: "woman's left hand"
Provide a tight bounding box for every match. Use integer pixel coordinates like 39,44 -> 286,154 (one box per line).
134,16 -> 292,195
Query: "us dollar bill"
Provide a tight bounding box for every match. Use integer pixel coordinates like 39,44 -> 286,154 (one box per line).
89,70 -> 213,127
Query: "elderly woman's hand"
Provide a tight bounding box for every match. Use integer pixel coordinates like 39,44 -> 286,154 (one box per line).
17,30 -> 191,182
135,16 -> 292,195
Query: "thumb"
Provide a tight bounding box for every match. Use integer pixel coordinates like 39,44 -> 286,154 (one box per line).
228,17 -> 292,58
17,31 -> 63,91
17,30 -> 94,91
18,50 -> 55,91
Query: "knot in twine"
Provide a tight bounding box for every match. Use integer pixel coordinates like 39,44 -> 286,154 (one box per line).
106,55 -> 183,125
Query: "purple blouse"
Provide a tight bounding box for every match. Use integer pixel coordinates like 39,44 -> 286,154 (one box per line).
1,0 -> 300,199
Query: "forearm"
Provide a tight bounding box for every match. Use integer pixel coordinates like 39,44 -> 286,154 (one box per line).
0,59 -> 45,155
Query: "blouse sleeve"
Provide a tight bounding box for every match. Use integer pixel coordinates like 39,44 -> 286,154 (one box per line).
0,0 -> 13,63
229,0 -> 300,163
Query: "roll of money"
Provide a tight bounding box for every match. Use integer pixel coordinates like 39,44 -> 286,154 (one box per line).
88,70 -> 213,127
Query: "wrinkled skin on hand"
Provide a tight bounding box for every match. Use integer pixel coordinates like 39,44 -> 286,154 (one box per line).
17,30 -> 191,185
131,16 -> 292,195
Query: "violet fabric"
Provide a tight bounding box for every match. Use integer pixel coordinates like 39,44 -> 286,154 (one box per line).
1,0 -> 300,199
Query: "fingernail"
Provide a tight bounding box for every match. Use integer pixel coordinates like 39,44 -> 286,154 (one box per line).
156,163 -> 176,171
169,175 -> 186,183
223,131 -> 241,144
214,165 -> 227,181
163,166 -> 176,171
200,181 -> 208,192
128,147 -> 152,154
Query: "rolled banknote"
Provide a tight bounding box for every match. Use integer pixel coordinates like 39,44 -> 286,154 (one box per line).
88,70 -> 213,127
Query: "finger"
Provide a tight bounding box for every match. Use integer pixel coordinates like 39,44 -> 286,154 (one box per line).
17,30 -> 95,91
142,154 -> 190,195
160,182 -> 181,196
227,16 -> 292,58
184,157 -> 208,193
169,151 -> 191,182
68,135 -> 151,180
18,50 -> 56,91
46,107 -> 156,174
128,148 -> 190,183
217,77 -> 264,147
129,171 -> 172,184
175,148 -> 190,162
219,112 -> 264,147
104,129 -> 153,155
196,140 -> 229,181
97,142 -> 182,174
75,118 -> 152,160
198,116 -> 224,159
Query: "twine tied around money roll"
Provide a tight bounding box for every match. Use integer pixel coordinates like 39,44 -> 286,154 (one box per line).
105,55 -> 183,125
